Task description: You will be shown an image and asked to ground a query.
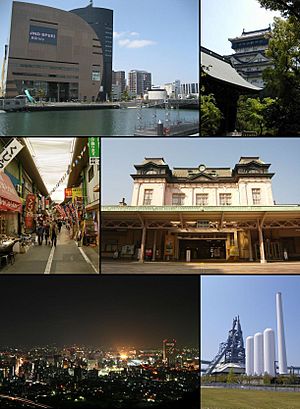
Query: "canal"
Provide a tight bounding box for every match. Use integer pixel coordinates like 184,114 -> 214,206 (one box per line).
0,108 -> 199,136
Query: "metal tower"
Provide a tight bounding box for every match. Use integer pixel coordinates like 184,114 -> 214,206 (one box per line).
206,316 -> 245,375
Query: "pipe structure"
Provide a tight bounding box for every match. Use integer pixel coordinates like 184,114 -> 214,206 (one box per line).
246,336 -> 254,376
263,328 -> 275,376
254,332 -> 264,376
276,292 -> 288,374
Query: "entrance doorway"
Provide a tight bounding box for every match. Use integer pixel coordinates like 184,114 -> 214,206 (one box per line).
179,239 -> 226,260
48,82 -> 70,101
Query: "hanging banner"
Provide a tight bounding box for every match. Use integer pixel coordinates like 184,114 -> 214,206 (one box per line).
25,193 -> 36,229
72,187 -> 83,203
0,139 -> 24,170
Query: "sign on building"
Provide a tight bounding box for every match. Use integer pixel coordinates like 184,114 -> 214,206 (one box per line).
0,138 -> 24,170
88,137 -> 100,165
25,194 -> 36,229
29,25 -> 57,45
196,220 -> 210,228
72,187 -> 83,203
64,188 -> 72,200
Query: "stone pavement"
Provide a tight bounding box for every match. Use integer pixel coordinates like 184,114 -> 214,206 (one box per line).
0,227 -> 97,274
101,261 -> 300,274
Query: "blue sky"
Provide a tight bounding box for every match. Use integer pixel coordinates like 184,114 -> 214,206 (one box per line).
102,137 -> 300,205
201,0 -> 280,55
201,276 -> 300,367
0,0 -> 199,85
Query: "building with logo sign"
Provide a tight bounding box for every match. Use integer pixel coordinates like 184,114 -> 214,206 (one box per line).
102,157 -> 300,263
5,1 -> 112,102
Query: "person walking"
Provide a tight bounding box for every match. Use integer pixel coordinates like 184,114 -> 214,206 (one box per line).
57,220 -> 62,233
44,221 -> 50,245
36,223 -> 44,246
50,221 -> 59,247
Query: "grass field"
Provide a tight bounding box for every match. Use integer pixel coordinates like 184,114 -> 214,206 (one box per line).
201,387 -> 300,409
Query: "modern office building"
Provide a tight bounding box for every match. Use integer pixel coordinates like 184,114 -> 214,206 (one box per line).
112,70 -> 126,93
163,80 -> 181,98
5,1 -> 113,102
180,82 -> 199,97
128,70 -> 152,97
225,27 -> 273,88
71,3 -> 113,101
102,157 -> 300,263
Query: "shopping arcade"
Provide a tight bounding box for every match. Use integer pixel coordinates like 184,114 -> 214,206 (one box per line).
102,206 -> 300,263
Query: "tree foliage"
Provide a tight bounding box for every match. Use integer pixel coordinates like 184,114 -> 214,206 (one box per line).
236,96 -> 276,135
257,0 -> 300,19
262,16 -> 300,133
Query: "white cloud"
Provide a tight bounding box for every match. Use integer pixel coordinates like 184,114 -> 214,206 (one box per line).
118,39 -> 156,48
113,31 -> 126,38
130,31 -> 139,36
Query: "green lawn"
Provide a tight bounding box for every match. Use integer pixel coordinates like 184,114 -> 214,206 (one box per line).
202,387 -> 300,409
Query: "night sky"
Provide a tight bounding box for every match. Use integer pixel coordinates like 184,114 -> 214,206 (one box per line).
0,276 -> 199,349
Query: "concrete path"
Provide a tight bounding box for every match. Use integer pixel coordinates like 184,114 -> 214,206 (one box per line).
101,261 -> 300,274
0,227 -> 98,274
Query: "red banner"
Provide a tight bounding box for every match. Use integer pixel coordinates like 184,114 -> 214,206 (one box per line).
64,188 -> 72,200
25,194 -> 36,229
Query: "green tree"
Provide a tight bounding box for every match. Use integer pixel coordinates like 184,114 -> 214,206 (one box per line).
263,373 -> 272,385
257,0 -> 300,19
200,92 -> 222,136
262,16 -> 300,133
236,96 -> 276,135
121,90 -> 131,101
226,368 -> 236,384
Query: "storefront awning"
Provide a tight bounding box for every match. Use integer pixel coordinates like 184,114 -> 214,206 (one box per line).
0,172 -> 23,213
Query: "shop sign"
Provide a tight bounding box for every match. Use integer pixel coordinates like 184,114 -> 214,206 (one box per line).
72,187 -> 83,202
45,199 -> 49,209
29,25 -> 57,45
25,193 -> 36,229
164,234 -> 175,256
0,139 -> 24,170
64,188 -> 72,200
88,138 -> 100,165
196,220 -> 210,228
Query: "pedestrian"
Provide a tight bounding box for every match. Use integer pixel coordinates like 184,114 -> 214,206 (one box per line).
50,221 -> 59,247
57,220 -> 62,233
44,222 -> 50,245
36,223 -> 44,246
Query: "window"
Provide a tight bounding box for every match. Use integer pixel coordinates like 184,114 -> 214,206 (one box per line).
252,188 -> 261,205
143,189 -> 153,205
219,193 -> 232,206
196,193 -> 208,206
172,193 -> 185,205
88,166 -> 94,182
92,71 -> 101,81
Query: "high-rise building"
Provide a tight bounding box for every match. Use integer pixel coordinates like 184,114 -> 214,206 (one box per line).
225,27 -> 273,88
71,3 -> 113,101
180,82 -> 199,97
163,339 -> 177,367
112,70 -> 126,93
128,70 -> 152,97
163,80 -> 181,98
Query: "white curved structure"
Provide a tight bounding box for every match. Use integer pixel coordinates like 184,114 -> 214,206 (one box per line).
254,332 -> 264,375
276,292 -> 288,374
263,328 -> 275,376
246,336 -> 254,376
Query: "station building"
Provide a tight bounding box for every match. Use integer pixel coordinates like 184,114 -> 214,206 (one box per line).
5,1 -> 113,102
102,157 -> 300,263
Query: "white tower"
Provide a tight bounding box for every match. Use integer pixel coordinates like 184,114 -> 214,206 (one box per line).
254,332 -> 264,375
263,328 -> 275,376
245,336 -> 254,376
276,292 -> 288,374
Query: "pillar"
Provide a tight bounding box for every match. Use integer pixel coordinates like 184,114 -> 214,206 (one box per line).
247,230 -> 253,261
139,226 -> 146,263
152,230 -> 157,261
258,223 -> 266,263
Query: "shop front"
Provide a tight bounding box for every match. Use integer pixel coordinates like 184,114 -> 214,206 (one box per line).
102,206 -> 300,263
0,171 -> 22,236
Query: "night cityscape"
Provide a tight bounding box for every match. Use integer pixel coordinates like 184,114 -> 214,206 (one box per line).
0,276 -> 199,408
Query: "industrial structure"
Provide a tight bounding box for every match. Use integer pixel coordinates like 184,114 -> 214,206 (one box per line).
205,292 -> 289,377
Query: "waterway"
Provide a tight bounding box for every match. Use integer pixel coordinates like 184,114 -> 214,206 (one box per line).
0,108 -> 199,136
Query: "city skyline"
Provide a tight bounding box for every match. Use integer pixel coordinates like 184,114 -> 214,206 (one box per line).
201,0 -> 280,55
0,276 -> 199,349
101,138 -> 300,205
0,0 -> 199,85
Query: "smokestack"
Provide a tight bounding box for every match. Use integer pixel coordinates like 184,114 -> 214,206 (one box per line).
246,336 -> 254,376
263,328 -> 275,376
276,292 -> 288,374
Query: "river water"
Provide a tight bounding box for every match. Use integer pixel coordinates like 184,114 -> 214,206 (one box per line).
0,108 -> 199,136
